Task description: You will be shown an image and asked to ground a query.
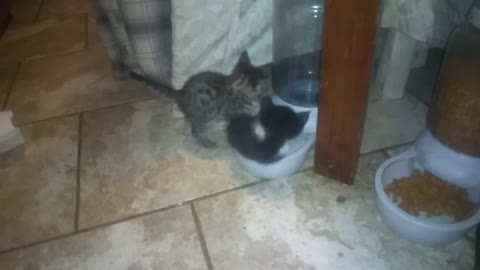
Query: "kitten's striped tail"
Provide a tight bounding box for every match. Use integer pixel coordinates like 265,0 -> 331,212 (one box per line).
129,72 -> 181,99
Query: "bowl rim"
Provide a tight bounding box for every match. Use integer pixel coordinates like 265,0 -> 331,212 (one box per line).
233,133 -> 316,164
272,94 -> 319,111
415,130 -> 480,164
374,147 -> 480,231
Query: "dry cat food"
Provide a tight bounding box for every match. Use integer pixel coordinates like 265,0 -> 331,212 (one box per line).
429,56 -> 480,157
428,26 -> 480,157
385,170 -> 476,221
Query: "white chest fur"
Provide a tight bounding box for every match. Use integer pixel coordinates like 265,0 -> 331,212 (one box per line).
252,121 -> 266,141
278,142 -> 290,157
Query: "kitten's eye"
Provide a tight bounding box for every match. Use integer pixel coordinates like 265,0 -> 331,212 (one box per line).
256,82 -> 266,92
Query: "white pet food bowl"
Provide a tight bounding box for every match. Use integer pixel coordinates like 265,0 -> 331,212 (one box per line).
272,95 -> 318,134
233,133 -> 315,179
375,147 -> 480,246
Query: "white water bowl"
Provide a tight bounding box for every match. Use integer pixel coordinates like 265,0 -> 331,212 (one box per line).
233,133 -> 315,179
375,147 -> 480,246
272,95 -> 318,134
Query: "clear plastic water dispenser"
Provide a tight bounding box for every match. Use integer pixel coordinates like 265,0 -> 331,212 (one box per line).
272,0 -> 325,108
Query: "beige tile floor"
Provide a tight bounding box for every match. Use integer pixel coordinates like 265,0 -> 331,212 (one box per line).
196,154 -> 473,270
37,0 -> 91,19
0,116 -> 78,251
0,1 -> 474,269
0,65 -> 18,107
79,99 -> 257,229
10,0 -> 43,25
7,49 -> 158,124
87,16 -> 103,49
0,16 -> 86,65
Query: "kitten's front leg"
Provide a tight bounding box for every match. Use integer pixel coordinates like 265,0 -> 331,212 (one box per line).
234,94 -> 260,116
243,100 -> 261,116
191,122 -> 217,148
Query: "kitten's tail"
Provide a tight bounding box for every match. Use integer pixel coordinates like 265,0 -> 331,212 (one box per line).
129,72 -> 181,99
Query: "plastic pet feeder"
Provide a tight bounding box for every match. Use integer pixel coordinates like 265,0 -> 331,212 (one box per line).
233,0 -> 325,179
271,0 -> 325,134
375,3 -> 480,246
375,147 -> 480,246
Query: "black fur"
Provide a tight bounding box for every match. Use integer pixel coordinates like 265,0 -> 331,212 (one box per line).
227,97 -> 309,164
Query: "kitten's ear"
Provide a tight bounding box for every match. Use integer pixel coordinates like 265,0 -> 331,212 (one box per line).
235,51 -> 252,71
296,111 -> 310,129
240,51 -> 251,65
259,96 -> 273,115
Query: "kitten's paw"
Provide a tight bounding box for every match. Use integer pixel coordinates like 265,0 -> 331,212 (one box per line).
192,126 -> 217,148
248,101 -> 261,115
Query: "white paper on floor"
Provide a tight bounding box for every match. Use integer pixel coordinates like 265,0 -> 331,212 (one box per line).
0,111 -> 24,154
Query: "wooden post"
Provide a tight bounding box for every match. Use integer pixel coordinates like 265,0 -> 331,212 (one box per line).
314,0 -> 381,184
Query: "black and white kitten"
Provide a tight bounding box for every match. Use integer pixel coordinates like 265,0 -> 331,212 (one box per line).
227,97 -> 309,164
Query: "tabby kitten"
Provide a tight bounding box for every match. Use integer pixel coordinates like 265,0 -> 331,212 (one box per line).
132,51 -> 270,147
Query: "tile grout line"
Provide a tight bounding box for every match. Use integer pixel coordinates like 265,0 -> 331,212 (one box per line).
74,113 -> 83,231
1,62 -> 22,110
282,142 -> 416,176
84,13 -> 88,49
0,142 -> 412,255
0,232 -> 79,256
15,95 -> 162,127
0,125 -> 414,256
190,203 -> 214,270
380,150 -> 391,159
33,0 -> 45,21
0,180 -> 265,256
359,141 -> 413,157
406,88 -> 431,107
296,141 -> 414,176
0,203 -> 180,256
13,44 -> 103,70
